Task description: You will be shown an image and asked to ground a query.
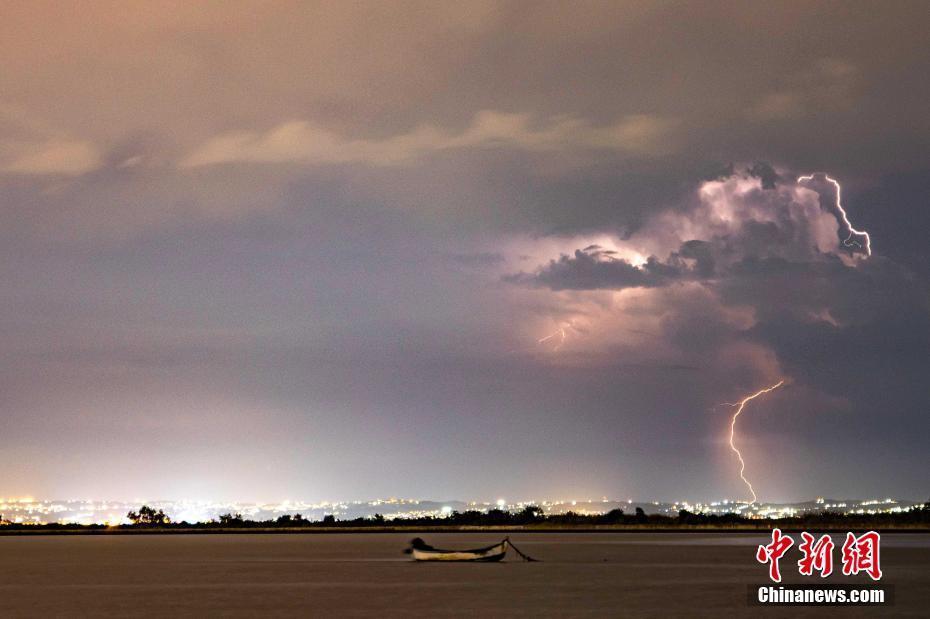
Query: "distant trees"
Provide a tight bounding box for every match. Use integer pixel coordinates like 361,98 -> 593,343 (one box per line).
518,505 -> 544,522
127,505 -> 170,525
102,500 -> 930,529
275,513 -> 314,526
483,509 -> 511,525
218,513 -> 244,526
603,508 -> 625,524
916,500 -> 930,524
112,505 -> 720,527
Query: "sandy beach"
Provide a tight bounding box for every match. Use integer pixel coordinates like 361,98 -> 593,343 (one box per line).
1,532 -> 926,617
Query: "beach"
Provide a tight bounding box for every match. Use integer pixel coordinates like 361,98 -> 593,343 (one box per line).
1,532 -> 927,617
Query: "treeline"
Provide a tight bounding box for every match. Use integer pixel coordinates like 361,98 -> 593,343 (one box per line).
2,502 -> 929,531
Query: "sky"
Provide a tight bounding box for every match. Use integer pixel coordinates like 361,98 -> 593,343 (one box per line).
1,1 -> 928,503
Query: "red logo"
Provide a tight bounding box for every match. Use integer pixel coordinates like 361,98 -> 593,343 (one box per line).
756,528 -> 794,582
797,532 -> 834,577
841,531 -> 882,581
757,529 -> 882,582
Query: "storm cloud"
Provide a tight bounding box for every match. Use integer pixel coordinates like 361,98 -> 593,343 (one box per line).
508,168 -> 865,290
506,244 -> 698,291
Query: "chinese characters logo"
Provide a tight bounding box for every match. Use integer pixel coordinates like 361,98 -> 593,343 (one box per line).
756,529 -> 882,582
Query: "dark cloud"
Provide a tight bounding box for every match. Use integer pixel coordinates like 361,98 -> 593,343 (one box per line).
507,165 -> 884,291
749,161 -> 781,189
506,246 -> 688,291
507,238 -> 722,291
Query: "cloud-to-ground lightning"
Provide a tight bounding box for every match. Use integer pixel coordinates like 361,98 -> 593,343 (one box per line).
727,380 -> 785,504
797,173 -> 872,256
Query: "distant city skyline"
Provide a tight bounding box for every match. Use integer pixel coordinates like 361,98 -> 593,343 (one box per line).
1,495 -> 922,526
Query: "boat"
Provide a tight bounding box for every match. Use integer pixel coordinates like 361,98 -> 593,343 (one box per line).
407,537 -> 508,562
405,537 -> 537,562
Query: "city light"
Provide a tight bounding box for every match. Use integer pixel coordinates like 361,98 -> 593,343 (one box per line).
0,495 -> 921,525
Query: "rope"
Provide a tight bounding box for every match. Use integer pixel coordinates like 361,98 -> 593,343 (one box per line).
505,537 -> 539,562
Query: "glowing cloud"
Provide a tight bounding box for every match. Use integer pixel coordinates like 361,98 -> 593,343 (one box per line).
180,111 -> 678,168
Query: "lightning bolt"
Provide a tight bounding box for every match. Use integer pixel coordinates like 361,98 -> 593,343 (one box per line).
727,380 -> 785,504
538,322 -> 573,351
797,173 -> 871,256
538,327 -> 565,346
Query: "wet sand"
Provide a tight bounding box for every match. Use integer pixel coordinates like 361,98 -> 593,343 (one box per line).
1,532 -> 927,617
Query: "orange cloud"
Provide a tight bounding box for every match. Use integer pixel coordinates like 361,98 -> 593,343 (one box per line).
180,111 -> 678,168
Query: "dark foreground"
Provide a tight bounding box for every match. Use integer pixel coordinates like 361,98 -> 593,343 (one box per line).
1,533 -> 927,617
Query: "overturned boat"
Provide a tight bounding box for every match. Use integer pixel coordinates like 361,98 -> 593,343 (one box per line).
406,537 -> 537,562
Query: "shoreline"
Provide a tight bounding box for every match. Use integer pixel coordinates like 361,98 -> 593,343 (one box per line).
3,524 -> 929,536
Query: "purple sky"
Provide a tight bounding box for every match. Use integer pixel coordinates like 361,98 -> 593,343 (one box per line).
1,2 -> 928,502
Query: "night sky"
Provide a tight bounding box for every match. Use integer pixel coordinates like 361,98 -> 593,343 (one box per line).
1,2 -> 928,503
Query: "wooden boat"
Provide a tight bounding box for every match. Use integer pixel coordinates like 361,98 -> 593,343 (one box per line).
407,537 -> 509,562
